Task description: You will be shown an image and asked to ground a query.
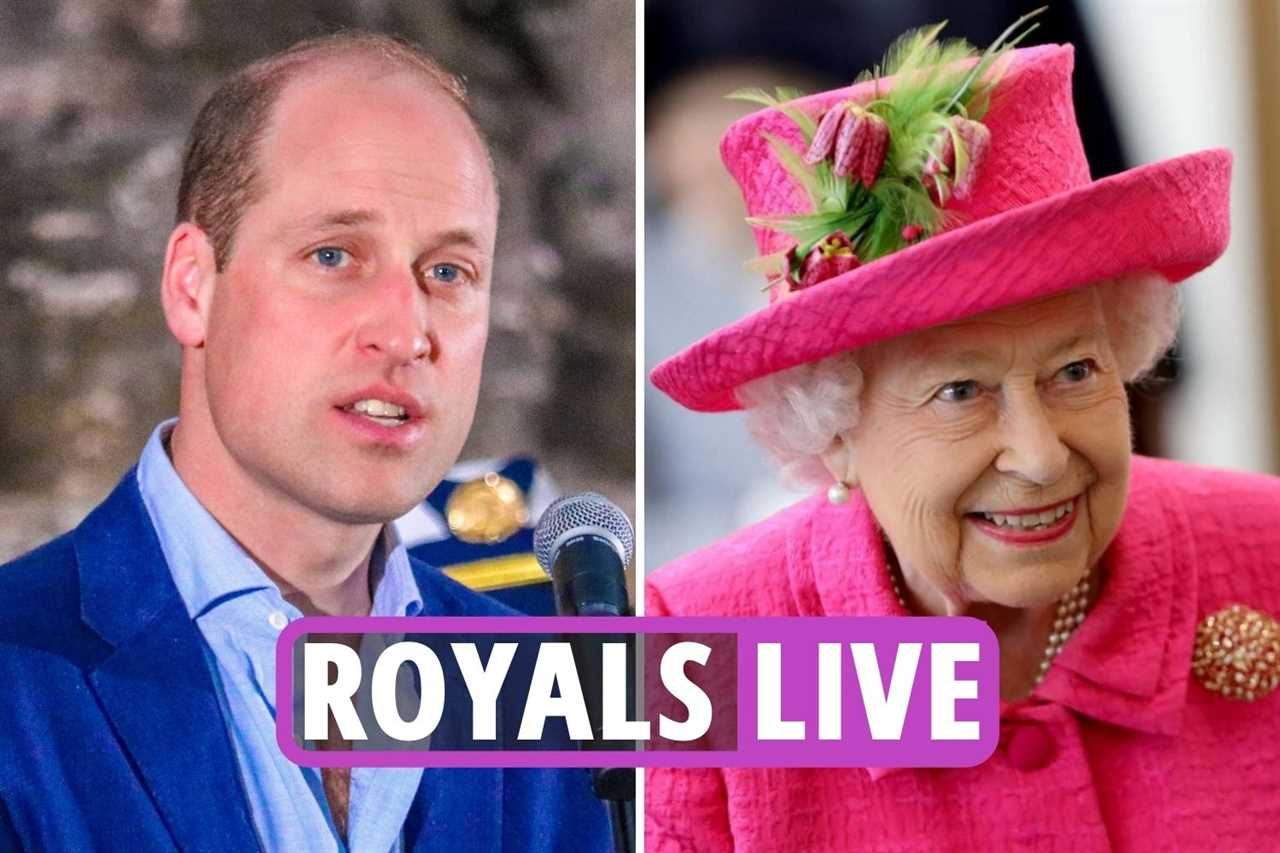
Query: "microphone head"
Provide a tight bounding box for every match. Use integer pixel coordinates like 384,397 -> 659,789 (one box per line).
533,491 -> 635,574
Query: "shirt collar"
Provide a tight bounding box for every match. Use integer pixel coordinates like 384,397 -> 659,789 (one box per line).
136,418 -> 423,620
792,456 -> 1196,781
372,523 -> 424,618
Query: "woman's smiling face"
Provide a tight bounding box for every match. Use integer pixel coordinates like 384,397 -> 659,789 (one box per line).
842,287 -> 1132,613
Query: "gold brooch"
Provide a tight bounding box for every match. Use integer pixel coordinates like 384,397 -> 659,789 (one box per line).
1192,604 -> 1280,702
445,472 -> 530,545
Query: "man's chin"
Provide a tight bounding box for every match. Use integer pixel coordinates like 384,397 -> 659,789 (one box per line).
312,490 -> 428,527
274,449 -> 449,526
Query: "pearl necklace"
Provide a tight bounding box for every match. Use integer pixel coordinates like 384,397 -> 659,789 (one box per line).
1037,575 -> 1091,683
886,559 -> 1092,687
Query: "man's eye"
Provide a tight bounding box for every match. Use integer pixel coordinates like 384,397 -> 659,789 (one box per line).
427,263 -> 464,285
1058,360 -> 1094,383
312,247 -> 350,268
935,380 -> 980,403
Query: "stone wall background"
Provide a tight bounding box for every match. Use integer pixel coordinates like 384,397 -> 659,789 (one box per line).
0,0 -> 635,561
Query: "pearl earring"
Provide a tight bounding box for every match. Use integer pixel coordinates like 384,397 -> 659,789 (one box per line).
827,481 -> 851,505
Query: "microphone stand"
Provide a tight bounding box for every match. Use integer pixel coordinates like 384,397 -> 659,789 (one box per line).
578,630 -> 636,853
605,792 -> 635,853
550,538 -> 636,853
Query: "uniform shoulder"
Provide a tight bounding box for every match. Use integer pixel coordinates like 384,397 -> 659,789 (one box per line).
409,556 -> 523,617
646,494 -> 822,617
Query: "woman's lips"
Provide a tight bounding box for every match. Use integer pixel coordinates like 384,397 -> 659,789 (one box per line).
967,498 -> 1079,545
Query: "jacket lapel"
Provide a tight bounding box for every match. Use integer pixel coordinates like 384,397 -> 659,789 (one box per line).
75,472 -> 262,853
404,767 -> 502,851
1042,457 -> 1196,735
403,561 -> 504,850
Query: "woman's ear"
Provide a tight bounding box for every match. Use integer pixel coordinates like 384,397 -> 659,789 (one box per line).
820,431 -> 859,490
160,222 -> 217,348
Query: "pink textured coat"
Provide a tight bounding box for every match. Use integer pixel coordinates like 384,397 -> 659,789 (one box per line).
646,457 -> 1280,851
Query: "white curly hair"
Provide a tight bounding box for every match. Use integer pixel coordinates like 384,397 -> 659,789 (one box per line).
736,274 -> 1180,489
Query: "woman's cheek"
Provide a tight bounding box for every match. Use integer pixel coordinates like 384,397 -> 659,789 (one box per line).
1074,393 -> 1131,480
1089,457 -> 1132,561
1073,402 -> 1132,567
896,491 -> 966,583
924,514 -> 966,587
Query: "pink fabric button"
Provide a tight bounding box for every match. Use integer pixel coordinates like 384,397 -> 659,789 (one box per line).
1005,723 -> 1055,771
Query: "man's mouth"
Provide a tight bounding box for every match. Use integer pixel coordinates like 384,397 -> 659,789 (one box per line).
341,398 -> 410,427
970,497 -> 1075,532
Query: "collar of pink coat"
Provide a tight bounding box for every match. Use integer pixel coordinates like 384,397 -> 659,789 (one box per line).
787,457 -> 1197,782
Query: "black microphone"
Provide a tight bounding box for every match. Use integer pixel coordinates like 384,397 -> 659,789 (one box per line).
533,492 -> 634,619
533,493 -> 636,853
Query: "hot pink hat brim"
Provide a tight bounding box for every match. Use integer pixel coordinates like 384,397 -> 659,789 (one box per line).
651,148 -> 1232,412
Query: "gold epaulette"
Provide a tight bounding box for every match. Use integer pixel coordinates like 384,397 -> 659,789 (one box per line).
443,553 -> 549,593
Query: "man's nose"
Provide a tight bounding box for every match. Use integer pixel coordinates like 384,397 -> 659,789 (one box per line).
355,268 -> 431,365
994,391 -> 1069,486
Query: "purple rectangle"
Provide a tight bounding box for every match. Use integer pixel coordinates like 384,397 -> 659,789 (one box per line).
733,617 -> 996,767
275,616 -> 997,768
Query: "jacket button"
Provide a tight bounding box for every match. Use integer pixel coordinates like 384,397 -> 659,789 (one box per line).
1006,723 -> 1055,771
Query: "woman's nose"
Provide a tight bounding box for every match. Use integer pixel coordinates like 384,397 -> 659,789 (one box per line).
994,393 -> 1069,486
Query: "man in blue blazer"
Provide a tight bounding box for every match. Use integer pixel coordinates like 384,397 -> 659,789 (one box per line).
0,31 -> 611,852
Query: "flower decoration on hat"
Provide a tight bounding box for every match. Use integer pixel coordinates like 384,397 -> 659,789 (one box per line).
731,8 -> 1046,296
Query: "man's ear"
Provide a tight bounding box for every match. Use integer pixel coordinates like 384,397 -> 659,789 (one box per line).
820,431 -> 859,489
160,222 -> 217,348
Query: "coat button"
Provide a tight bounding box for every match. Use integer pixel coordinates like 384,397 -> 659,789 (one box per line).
1006,723 -> 1055,771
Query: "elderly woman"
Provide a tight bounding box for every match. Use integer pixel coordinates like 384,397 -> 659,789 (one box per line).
646,19 -> 1280,853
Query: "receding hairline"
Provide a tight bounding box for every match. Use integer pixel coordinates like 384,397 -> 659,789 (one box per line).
250,40 -> 496,180
175,31 -> 497,269
249,32 -> 470,107
257,50 -> 497,185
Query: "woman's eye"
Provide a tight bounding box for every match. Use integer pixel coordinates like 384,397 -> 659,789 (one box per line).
427,263 -> 464,284
1058,360 -> 1094,383
312,247 -> 350,269
935,380 -> 980,403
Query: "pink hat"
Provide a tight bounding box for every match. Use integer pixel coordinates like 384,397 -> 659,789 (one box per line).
651,32 -> 1232,413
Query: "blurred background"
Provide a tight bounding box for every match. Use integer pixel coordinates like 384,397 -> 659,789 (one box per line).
0,0 -> 635,562
645,0 -> 1276,567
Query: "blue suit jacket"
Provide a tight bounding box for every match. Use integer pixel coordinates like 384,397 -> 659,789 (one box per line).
0,472 -> 611,852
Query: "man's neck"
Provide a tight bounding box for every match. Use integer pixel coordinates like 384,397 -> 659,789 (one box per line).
168,421 -> 379,617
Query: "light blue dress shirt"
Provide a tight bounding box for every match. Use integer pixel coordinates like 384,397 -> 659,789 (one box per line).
136,420 -> 425,853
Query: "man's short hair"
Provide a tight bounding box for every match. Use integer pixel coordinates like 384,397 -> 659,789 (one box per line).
176,32 -> 477,270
